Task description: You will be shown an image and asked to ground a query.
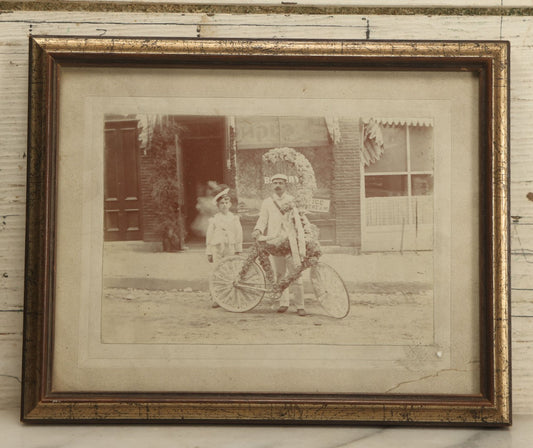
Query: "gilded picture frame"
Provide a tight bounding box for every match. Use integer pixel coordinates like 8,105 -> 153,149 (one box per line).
22,36 -> 510,425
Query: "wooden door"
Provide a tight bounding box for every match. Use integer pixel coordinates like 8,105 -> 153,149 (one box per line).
104,120 -> 143,241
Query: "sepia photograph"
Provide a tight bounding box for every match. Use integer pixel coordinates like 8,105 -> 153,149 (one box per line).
101,113 -> 435,348
45,62 -> 482,396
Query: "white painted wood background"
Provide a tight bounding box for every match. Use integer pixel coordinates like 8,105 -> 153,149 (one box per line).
0,4 -> 532,417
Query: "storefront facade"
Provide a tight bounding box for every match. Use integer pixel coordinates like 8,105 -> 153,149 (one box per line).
361,118 -> 434,252
104,114 -> 433,253
232,115 -> 361,248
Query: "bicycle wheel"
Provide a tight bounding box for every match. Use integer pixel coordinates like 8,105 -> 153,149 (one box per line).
310,262 -> 350,319
209,255 -> 266,312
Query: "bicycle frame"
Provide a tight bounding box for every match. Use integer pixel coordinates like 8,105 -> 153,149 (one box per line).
209,237 -> 349,318
236,239 -> 318,297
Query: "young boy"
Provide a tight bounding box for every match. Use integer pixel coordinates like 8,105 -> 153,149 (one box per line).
206,187 -> 243,308
206,187 -> 243,263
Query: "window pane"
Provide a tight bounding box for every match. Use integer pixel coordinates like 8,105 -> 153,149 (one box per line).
366,197 -> 409,226
365,175 -> 407,197
411,174 -> 433,196
409,125 -> 433,171
411,196 -> 433,225
366,124 -> 407,173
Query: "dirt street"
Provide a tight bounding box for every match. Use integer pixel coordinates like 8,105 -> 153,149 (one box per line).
102,284 -> 433,346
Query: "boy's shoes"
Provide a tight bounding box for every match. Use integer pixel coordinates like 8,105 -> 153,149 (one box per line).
297,309 -> 306,317
277,306 -> 288,313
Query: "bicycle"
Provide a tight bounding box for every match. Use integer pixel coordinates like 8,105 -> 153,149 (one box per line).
209,236 -> 350,319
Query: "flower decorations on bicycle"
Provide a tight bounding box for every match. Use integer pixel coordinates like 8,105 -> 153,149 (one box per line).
239,195 -> 322,296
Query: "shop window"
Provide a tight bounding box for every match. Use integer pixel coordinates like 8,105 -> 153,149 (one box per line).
364,123 -> 433,227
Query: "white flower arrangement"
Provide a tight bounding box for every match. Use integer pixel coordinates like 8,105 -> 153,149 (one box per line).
262,147 -> 317,210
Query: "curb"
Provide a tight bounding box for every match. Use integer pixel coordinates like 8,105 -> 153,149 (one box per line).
103,277 -> 431,295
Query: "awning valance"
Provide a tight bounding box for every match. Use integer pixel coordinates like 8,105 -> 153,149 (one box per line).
362,117 -> 434,127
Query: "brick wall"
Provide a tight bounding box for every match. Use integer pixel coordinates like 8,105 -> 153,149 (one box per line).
333,118 -> 362,248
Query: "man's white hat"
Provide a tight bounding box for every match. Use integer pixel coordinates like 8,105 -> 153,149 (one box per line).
213,187 -> 230,205
271,173 -> 288,182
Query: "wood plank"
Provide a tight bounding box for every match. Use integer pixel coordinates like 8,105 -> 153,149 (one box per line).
29,21 -> 198,38
0,12 -> 199,25
512,289 -> 533,318
0,311 -> 21,338
194,13 -> 502,39
0,336 -> 22,411
495,19 -> 533,326
0,10 -> 531,415
363,14 -> 502,39
511,184 -> 533,222
0,0 -> 508,7
512,313 -> 533,414
511,235 -> 533,285
0,310 -> 23,410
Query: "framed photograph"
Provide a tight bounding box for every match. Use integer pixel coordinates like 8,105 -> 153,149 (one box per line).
22,36 -> 510,425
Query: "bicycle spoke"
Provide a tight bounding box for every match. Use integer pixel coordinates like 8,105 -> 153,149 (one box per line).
239,288 -> 254,303
220,259 -> 239,278
230,260 -> 241,277
241,286 -> 261,302
234,289 -> 242,308
316,268 -> 325,287
236,282 -> 266,292
310,264 -> 349,319
216,285 -> 234,305
212,283 -> 232,296
211,278 -> 232,286
208,256 -> 266,313
213,271 -> 232,282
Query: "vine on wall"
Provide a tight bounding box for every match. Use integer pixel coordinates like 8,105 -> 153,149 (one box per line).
148,119 -> 186,252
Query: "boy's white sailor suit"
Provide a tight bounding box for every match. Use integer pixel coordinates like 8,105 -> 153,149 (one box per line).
253,193 -> 305,310
206,212 -> 243,262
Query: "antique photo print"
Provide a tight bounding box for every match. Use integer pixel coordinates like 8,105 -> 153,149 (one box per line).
102,113 -> 434,347
51,66 -> 480,395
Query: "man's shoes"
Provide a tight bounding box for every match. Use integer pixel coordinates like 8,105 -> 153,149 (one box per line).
211,302 -> 220,309
277,306 -> 288,313
297,309 -> 306,317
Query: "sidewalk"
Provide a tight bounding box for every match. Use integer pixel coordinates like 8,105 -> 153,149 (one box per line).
103,241 -> 433,293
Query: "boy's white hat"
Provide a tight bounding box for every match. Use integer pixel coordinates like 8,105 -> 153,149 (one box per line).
213,187 -> 230,205
271,173 -> 288,182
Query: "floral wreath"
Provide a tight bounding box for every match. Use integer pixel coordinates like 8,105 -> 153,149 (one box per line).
262,147 -> 317,210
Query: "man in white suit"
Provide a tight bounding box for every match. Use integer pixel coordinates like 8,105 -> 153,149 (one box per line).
251,174 -> 306,316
